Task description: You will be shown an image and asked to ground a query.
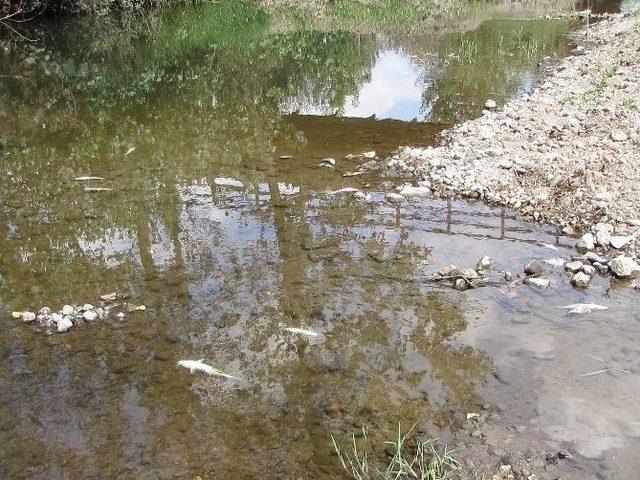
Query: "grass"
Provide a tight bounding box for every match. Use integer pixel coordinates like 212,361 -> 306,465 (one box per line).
331,424 -> 470,480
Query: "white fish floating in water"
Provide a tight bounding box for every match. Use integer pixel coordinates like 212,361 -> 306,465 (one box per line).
542,243 -> 559,251
124,146 -> 136,156
283,327 -> 319,337
84,187 -> 113,192
559,303 -> 608,314
342,171 -> 365,177
75,176 -> 104,181
327,187 -> 360,195
544,257 -> 566,267
177,359 -> 237,379
214,177 -> 244,188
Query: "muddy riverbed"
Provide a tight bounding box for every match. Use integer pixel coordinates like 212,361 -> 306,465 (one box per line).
1,1 -> 639,479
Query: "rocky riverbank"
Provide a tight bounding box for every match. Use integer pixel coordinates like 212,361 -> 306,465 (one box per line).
385,12 -> 640,279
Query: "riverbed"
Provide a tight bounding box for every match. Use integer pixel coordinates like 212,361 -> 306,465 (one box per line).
1,1 -> 639,479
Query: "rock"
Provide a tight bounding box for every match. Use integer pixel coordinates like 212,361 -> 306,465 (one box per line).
565,260 -> 584,273
562,226 -> 575,235
593,262 -> 609,274
21,311 -> 36,323
62,305 -> 75,316
477,255 -> 493,270
594,223 -> 613,247
584,251 -> 607,264
385,192 -> 405,204
461,268 -> 479,279
398,185 -> 430,197
116,312 -> 126,321
38,307 -> 51,316
57,317 -> 74,333
504,271 -> 513,281
485,99 -> 497,109
320,157 -> 336,166
572,272 -> 591,288
51,313 -> 63,324
524,277 -> 550,288
83,310 -> 98,321
81,303 -> 94,312
438,265 -> 460,277
582,264 -> 596,276
609,255 -> 640,278
524,260 -> 543,276
576,233 -> 595,253
610,128 -> 628,142
544,257 -> 566,267
610,235 -> 632,249
454,278 -> 468,290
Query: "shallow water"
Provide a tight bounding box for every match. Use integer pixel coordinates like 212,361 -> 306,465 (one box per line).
2,1 -> 639,479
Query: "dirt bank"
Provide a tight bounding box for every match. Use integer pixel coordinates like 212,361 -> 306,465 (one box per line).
386,12 -> 640,274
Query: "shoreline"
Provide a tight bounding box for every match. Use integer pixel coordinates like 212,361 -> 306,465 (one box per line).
385,11 -> 640,282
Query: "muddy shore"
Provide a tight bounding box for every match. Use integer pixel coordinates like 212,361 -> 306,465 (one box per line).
386,12 -> 640,273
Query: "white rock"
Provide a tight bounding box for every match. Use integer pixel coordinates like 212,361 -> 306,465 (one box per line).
62,305 -> 75,316
572,272 -> 591,288
385,192 -> 405,204
610,128 -> 628,142
565,261 -> 584,273
609,256 -> 640,278
576,233 -> 595,252
582,264 -> 596,276
594,223 -> 614,247
524,277 -> 550,288
477,255 -> 493,270
610,235 -> 632,249
51,313 -> 63,324
82,303 -> 94,311
485,99 -> 497,109
21,311 -> 36,323
461,268 -> 479,279
544,257 -> 566,267
83,310 -> 98,321
57,317 -> 74,333
399,185 -> 430,197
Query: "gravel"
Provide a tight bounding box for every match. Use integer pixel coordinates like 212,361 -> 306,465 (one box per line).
385,13 -> 640,265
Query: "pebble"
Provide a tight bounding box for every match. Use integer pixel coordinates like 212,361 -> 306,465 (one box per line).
576,233 -> 595,253
62,305 -> 75,316
385,192 -> 405,204
609,255 -> 640,278
83,310 -> 98,321
524,260 -> 543,276
610,128 -> 628,142
565,260 -> 584,273
21,311 -> 36,323
524,277 -> 550,288
610,235 -> 632,249
477,255 -> 493,270
485,99 -> 498,109
57,317 -> 74,333
572,271 -> 591,288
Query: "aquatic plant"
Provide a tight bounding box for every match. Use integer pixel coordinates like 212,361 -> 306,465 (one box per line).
332,424 -> 468,480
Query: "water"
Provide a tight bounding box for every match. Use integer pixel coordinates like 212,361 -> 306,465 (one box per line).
2,2 -> 639,479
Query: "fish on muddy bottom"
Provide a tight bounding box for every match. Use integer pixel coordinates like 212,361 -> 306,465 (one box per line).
282,327 -> 319,337
177,359 -> 237,379
559,303 -> 608,314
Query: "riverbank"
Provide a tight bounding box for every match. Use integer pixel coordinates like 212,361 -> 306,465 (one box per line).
386,11 -> 640,275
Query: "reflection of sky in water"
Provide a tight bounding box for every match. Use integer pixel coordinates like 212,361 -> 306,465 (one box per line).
621,0 -> 640,11
282,50 -> 434,122
342,51 -> 431,121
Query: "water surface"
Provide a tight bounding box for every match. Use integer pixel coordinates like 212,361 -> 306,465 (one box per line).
2,2 -> 639,479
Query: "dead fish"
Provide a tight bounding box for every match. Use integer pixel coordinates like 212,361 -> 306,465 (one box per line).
327,187 -> 360,195
279,155 -> 293,159
362,151 -> 376,158
75,176 -> 104,181
177,359 -> 237,379
544,257 -> 566,267
124,146 -> 136,156
84,187 -> 113,192
543,243 -> 559,251
559,303 -> 608,314
342,171 -> 365,177
283,327 -> 318,337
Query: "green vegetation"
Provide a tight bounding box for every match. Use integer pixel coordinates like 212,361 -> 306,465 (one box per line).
332,425 -> 469,480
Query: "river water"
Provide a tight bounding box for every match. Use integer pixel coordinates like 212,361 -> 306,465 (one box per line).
1,1 -> 639,479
